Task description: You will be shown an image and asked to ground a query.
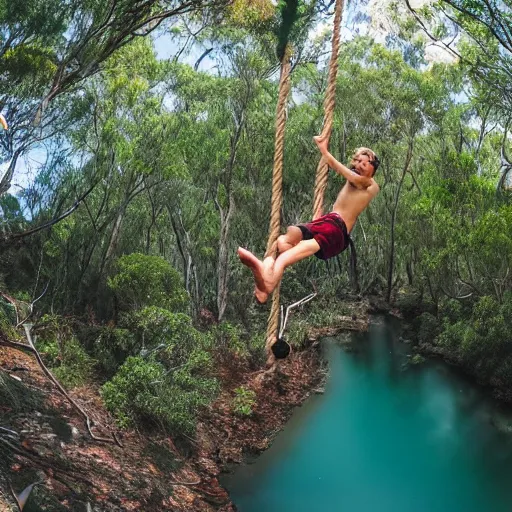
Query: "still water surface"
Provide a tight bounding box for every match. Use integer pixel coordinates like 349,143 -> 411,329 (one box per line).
222,318 -> 512,512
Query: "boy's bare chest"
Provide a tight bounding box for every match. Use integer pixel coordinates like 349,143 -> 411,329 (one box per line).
335,183 -> 373,209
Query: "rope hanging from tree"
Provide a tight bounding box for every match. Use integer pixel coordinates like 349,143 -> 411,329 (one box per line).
264,0 -> 345,368
313,0 -> 345,221
264,44 -> 292,369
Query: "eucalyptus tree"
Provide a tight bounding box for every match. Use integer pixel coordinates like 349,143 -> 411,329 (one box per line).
0,0 -> 233,198
31,40 -> 184,313
160,42 -> 278,320
401,0 -> 512,190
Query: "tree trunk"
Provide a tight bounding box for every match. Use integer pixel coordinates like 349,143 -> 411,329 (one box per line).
104,202 -> 127,266
217,195 -> 235,321
167,206 -> 201,316
0,149 -> 22,197
386,140 -> 414,303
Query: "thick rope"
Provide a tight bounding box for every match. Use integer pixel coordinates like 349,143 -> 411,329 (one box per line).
263,0 -> 344,367
264,46 -> 292,368
312,0 -> 345,220
265,48 -> 292,260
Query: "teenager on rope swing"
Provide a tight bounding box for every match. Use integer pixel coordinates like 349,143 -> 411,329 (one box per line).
238,134 -> 380,303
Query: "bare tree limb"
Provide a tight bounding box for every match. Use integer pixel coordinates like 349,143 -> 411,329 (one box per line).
0,328 -> 121,447
0,181 -> 98,246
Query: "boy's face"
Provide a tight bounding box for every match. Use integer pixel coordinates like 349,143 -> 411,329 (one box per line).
353,154 -> 375,177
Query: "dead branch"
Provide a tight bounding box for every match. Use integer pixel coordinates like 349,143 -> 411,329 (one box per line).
0,328 -> 121,447
0,436 -> 97,490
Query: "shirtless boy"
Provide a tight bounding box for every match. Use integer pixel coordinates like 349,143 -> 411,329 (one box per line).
238,134 -> 380,303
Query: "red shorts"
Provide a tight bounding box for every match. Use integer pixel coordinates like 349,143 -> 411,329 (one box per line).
297,212 -> 349,260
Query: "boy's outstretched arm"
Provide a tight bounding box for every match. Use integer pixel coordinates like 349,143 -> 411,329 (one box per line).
314,135 -> 373,189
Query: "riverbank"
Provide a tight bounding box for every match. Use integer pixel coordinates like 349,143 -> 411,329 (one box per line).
416,342 -> 512,404
367,294 -> 512,406
0,303 -> 370,511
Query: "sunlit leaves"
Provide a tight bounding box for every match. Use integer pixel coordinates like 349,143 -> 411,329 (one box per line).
1,45 -> 57,95
107,253 -> 189,313
228,0 -> 276,28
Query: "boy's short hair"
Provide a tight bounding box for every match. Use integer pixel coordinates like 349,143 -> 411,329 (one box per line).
350,147 -> 380,175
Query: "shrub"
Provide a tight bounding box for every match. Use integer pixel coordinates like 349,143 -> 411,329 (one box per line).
92,326 -> 137,377
286,319 -> 309,350
210,322 -> 247,358
108,253 -> 189,313
437,321 -> 466,351
410,354 -> 426,365
438,298 -> 463,324
0,298 -> 17,336
134,307 -> 214,368
232,386 -> 256,416
417,312 -> 441,345
101,306 -> 220,433
101,356 -> 164,428
246,332 -> 267,366
437,295 -> 512,382
394,287 -> 422,318
101,356 -> 218,433
51,338 -> 95,388
36,336 -> 95,388
36,314 -> 95,388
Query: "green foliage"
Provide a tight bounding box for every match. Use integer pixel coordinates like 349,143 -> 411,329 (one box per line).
232,386 -> 257,416
36,314 -> 95,388
210,322 -> 247,357
134,307 -> 213,364
228,0 -> 275,28
101,305 -> 219,433
437,294 -> 512,382
246,332 -> 267,365
438,298 -> 464,325
37,336 -> 95,389
92,326 -> 137,377
410,354 -> 426,365
416,312 -> 440,345
101,356 -> 167,428
101,356 -> 218,433
51,338 -> 96,389
0,298 -> 17,337
285,319 -> 309,350
108,253 -> 189,313
2,45 -> 57,93
3,18 -> 512,407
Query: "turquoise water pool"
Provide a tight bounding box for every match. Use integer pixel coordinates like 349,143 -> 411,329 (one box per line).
223,318 -> 512,512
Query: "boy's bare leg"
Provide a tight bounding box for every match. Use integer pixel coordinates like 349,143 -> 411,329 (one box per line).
266,239 -> 320,292
238,239 -> 320,303
277,226 -> 303,253
237,248 -> 274,303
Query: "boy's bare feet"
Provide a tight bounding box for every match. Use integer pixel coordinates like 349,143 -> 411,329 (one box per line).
237,248 -> 272,303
